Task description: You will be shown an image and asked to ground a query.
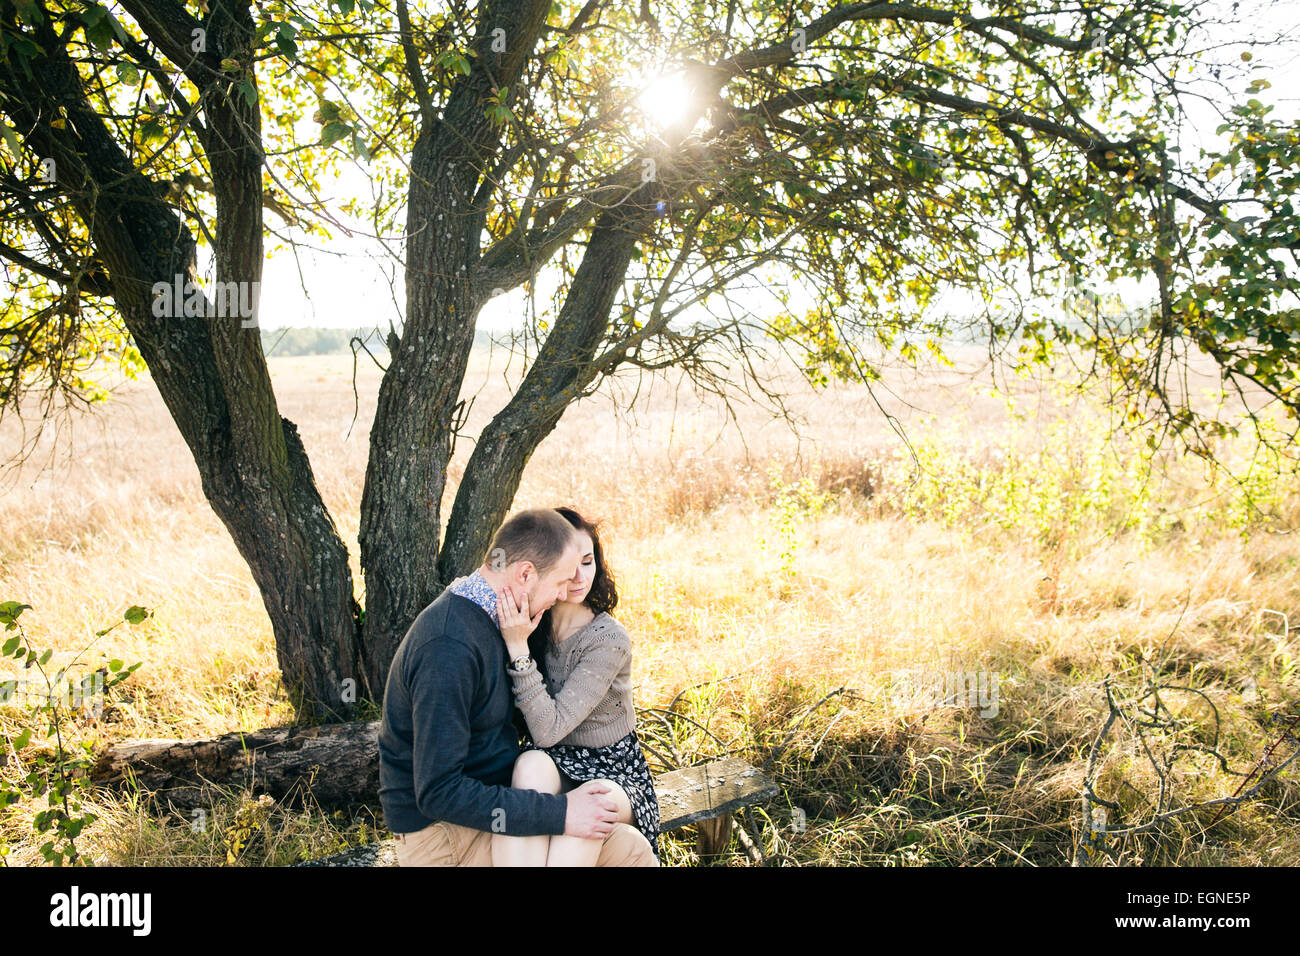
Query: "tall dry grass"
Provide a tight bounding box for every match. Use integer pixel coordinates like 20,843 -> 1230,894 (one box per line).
1,338 -> 1297,865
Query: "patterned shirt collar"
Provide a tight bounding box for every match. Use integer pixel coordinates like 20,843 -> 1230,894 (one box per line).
445,568 -> 499,626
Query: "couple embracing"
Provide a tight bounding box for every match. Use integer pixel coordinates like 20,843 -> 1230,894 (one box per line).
378,507 -> 661,866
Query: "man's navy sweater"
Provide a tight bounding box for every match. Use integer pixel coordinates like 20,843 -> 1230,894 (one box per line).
378,588 -> 568,836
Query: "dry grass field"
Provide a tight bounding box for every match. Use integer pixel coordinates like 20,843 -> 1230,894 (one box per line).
1,336 -> 1298,866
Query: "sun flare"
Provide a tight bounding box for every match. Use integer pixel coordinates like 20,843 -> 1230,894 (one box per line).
634,70 -> 696,131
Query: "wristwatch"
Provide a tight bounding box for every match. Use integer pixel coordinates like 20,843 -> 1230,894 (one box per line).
510,654 -> 533,673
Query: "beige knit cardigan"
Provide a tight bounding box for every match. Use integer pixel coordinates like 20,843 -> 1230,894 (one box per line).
508,611 -> 636,748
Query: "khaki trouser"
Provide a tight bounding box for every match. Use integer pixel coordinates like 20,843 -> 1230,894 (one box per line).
394,820 -> 658,867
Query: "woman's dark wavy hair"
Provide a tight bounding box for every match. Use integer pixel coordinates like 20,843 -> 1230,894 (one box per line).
527,506 -> 619,680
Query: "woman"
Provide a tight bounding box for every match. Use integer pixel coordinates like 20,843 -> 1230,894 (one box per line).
490,506 -> 661,866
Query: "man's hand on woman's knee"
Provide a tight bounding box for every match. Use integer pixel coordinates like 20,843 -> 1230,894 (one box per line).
563,780 -> 620,839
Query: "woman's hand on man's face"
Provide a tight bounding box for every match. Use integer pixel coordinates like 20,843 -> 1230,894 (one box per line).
497,585 -> 541,657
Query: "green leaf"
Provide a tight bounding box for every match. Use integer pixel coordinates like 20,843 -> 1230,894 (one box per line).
104,7 -> 131,45
313,99 -> 341,124
124,605 -> 149,625
239,79 -> 257,109
0,602 -> 31,626
108,659 -> 123,672
14,727 -> 31,749
12,0 -> 41,25
0,123 -> 22,163
275,31 -> 298,58
116,62 -> 140,85
321,121 -> 351,147
139,116 -> 167,145
82,6 -> 115,51
352,132 -> 371,161
2,635 -> 19,656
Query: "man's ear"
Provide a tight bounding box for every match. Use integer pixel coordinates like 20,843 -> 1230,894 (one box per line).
515,560 -> 535,585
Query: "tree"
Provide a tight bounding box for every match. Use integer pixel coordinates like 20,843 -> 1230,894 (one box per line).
0,0 -> 1296,720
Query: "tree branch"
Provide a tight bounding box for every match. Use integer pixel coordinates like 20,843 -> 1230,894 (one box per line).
394,0 -> 433,128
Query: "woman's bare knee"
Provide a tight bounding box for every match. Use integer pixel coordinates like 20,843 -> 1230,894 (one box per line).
588,778 -> 633,824
512,750 -> 561,793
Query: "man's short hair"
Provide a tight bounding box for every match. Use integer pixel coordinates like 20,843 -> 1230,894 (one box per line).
485,508 -> 576,577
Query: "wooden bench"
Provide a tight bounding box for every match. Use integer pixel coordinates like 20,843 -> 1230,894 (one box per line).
294,755 -> 780,866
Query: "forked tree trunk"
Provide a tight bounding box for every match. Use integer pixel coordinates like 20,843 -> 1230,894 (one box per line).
1,0 -> 692,723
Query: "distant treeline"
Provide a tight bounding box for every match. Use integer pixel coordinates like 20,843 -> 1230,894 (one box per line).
259,326 -> 496,356
258,309 -> 1161,359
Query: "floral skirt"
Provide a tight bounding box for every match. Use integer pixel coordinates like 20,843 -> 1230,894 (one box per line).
527,730 -> 661,860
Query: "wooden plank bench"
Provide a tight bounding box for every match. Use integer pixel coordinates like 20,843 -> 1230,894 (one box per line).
294,755 -> 780,866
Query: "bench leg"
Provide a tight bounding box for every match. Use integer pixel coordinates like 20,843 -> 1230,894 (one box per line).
697,814 -> 731,860
734,808 -> 767,865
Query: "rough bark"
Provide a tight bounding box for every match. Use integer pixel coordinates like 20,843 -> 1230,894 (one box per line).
90,722 -> 381,812
356,0 -> 555,697
0,1 -> 363,721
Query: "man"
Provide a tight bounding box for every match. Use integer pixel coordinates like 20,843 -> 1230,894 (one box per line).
378,507 -> 658,866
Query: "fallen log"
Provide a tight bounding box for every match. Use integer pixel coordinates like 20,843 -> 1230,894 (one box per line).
91,720 -> 380,812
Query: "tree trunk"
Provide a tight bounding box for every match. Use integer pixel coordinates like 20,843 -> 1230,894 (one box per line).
2,2 -> 365,722
356,0 -> 555,697
436,188 -> 664,579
